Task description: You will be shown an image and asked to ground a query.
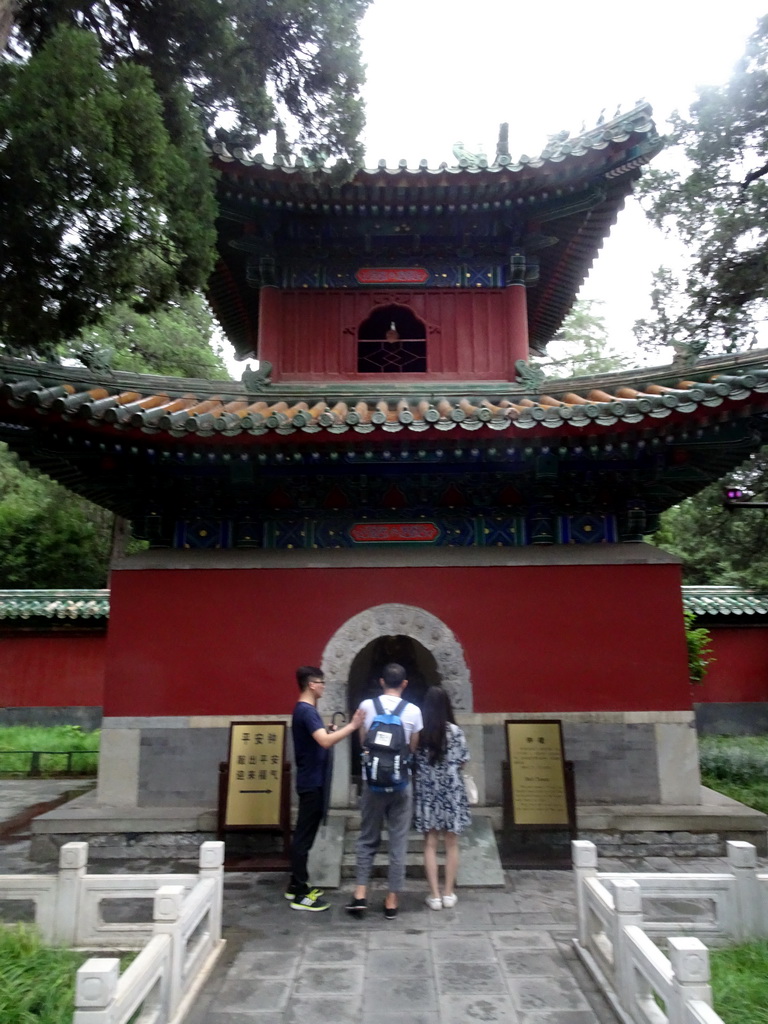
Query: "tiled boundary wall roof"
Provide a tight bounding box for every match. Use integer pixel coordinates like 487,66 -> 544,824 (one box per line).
1,587 -> 765,620
0,590 -> 109,621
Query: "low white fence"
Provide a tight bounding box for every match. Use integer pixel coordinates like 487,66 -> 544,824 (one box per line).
572,839 -> 768,1024
0,840 -> 225,1024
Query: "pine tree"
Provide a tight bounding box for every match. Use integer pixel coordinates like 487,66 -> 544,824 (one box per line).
637,14 -> 768,355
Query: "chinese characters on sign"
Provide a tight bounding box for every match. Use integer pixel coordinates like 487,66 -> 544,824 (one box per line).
224,722 -> 285,827
355,267 -> 430,285
506,720 -> 569,826
349,522 -> 439,543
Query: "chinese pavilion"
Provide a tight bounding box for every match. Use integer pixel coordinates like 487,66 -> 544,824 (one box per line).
3,103 -> 768,831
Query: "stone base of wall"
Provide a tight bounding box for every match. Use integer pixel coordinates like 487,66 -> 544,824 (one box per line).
28,824 -> 766,866
95,710 -> 702,810
581,830 -> 766,858
695,701 -> 768,736
0,706 -> 102,730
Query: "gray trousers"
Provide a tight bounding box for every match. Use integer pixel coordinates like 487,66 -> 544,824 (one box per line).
356,784 -> 413,893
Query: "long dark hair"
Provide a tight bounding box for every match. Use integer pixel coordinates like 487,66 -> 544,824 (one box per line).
419,686 -> 456,765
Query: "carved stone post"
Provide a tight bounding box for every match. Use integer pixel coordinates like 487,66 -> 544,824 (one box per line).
668,937 -> 712,1024
571,839 -> 598,948
54,841 -> 88,946
73,957 -> 119,1024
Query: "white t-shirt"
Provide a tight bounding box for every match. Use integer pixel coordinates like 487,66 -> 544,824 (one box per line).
358,692 -> 423,743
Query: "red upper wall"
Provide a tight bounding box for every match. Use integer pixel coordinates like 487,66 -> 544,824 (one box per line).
0,634 -> 106,707
696,626 -> 768,703
104,561 -> 690,717
258,287 -> 529,381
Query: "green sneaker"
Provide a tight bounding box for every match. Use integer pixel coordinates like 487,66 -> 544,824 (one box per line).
290,888 -> 330,912
284,886 -> 323,901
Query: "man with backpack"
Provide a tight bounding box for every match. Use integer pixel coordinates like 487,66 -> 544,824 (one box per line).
345,662 -> 423,919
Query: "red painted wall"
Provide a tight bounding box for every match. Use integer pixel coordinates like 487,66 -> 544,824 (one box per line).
260,288 -> 528,381
0,634 -> 106,707
104,562 -> 691,716
696,627 -> 768,703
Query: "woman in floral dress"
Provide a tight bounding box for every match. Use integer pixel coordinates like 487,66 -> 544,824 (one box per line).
413,686 -> 472,909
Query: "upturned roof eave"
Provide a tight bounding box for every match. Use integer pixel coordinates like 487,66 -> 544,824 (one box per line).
2,348 -> 767,402
211,102 -> 662,199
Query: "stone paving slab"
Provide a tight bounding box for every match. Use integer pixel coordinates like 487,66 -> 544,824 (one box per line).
0,779 -> 94,829
5,782 -> 768,1024
181,872 -> 616,1024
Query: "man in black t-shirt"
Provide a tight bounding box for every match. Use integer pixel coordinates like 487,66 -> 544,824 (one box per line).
288,666 -> 364,911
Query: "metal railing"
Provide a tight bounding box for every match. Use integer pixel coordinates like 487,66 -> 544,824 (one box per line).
0,749 -> 98,776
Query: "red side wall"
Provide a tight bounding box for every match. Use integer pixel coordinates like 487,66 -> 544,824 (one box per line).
260,289 -> 528,381
104,562 -> 691,716
0,634 -> 106,707
696,627 -> 768,703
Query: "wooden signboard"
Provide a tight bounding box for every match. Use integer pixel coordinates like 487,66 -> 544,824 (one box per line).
505,719 -> 576,833
221,721 -> 288,830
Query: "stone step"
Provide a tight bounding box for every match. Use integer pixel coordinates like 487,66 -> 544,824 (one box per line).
309,814 -> 504,888
344,829 -> 426,853
340,850 -> 453,878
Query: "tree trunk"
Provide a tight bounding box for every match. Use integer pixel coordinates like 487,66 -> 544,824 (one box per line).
0,0 -> 16,51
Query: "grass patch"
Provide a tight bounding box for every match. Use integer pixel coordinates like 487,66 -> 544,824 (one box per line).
701,776 -> 768,815
710,940 -> 768,1024
0,725 -> 99,777
699,735 -> 768,813
0,924 -> 137,1024
0,924 -> 88,1024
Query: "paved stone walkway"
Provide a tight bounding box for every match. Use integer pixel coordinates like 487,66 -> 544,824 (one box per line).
4,781 -> 760,1024
181,871 -> 614,1024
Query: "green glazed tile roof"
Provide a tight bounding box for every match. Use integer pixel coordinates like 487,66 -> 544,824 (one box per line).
3,587 -> 766,620
682,586 -> 768,617
0,590 -> 110,620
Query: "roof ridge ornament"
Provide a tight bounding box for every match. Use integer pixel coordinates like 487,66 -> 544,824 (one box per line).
451,141 -> 487,168
671,338 -> 708,373
515,359 -> 546,392
241,360 -> 273,393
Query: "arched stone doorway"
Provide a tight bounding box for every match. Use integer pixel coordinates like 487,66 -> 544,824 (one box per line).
347,634 -> 440,713
320,603 -> 472,806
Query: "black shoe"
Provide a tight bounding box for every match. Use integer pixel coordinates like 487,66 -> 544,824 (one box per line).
345,896 -> 367,915
384,902 -> 398,920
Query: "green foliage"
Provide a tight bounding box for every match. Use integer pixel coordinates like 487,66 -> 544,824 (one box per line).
710,940 -> 768,1024
699,735 -> 768,784
536,300 -> 630,378
10,0 -> 370,163
0,725 -> 99,776
637,14 -> 768,355
699,735 -> 768,814
65,293 -> 231,378
0,291 -> 229,585
0,25 -> 217,356
0,725 -> 100,753
684,610 -> 714,683
652,456 -> 768,587
0,443 -> 114,587
0,924 -> 86,1023
1,2 -> 370,355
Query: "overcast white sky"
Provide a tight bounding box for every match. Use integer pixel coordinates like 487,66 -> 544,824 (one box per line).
225,1 -> 768,371
359,0 -> 768,360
